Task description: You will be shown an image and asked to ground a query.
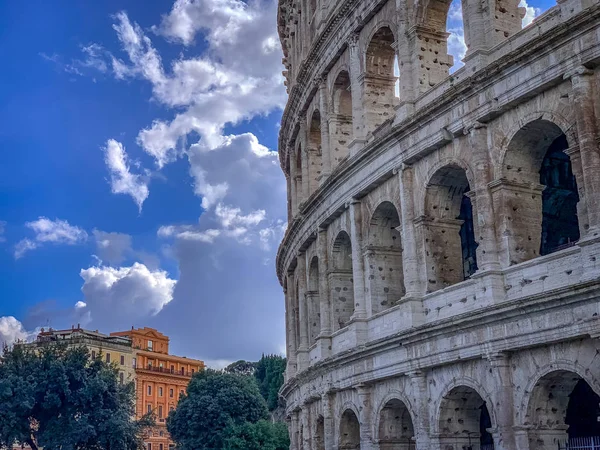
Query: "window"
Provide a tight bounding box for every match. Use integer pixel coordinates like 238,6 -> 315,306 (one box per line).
169,389 -> 174,398
181,367 -> 185,375
147,444 -> 152,450
120,355 -> 125,365
158,405 -> 163,419
147,340 -> 153,351
159,444 -> 163,450
106,353 -> 111,364
119,372 -> 124,384
159,387 -> 163,397
148,361 -> 153,369
91,350 -> 96,359
133,357 -> 136,368
147,385 -> 152,396
147,404 -> 152,414
170,365 -> 174,373
191,369 -> 195,374
159,431 -> 164,437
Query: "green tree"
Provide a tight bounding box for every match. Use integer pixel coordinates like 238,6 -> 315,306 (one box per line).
224,359 -> 256,376
0,343 -> 153,450
167,369 -> 269,450
223,420 -> 290,450
254,354 -> 286,411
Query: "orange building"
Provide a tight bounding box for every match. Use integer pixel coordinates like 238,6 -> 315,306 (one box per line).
111,327 -> 204,450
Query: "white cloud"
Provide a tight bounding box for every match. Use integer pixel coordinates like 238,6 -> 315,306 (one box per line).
14,217 -> 88,259
79,263 -> 176,324
103,139 -> 150,211
74,301 -> 87,309
93,229 -> 133,265
0,317 -> 37,345
0,221 -> 6,243
520,0 -> 543,27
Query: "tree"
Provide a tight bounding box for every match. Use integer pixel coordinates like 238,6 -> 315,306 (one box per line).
223,420 -> 290,450
167,369 -> 269,450
0,343 -> 153,450
254,354 -> 286,411
224,359 -> 256,376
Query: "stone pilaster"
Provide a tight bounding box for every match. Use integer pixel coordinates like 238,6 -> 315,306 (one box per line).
348,33 -> 367,153
409,371 -> 431,450
317,78 -> 332,181
349,200 -> 367,320
356,384 -> 377,450
301,407 -> 312,450
487,353 -> 517,450
322,392 -> 335,450
564,66 -> 600,237
316,227 -> 332,358
291,411 -> 300,450
297,252 -> 309,372
289,145 -> 299,216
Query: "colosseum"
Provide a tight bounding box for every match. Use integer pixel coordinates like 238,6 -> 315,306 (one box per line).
275,0 -> 600,448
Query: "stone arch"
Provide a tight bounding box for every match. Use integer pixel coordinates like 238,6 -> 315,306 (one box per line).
364,26 -> 397,134
366,201 -> 405,314
496,118 -> 581,265
423,163 -> 479,292
307,256 -> 321,344
308,109 -> 323,194
330,231 -> 354,330
339,408 -> 361,449
330,69 -> 352,167
437,381 -> 495,450
523,366 -> 600,448
314,414 -> 325,450
376,393 -> 416,450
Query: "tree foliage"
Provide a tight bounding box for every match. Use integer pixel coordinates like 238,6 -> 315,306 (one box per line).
0,343 -> 153,450
224,359 -> 256,376
254,354 -> 286,411
222,420 -> 290,450
167,369 -> 269,450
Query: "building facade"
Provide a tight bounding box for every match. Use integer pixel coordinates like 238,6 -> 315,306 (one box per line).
275,0 -> 600,449
35,326 -> 135,383
111,327 -> 204,450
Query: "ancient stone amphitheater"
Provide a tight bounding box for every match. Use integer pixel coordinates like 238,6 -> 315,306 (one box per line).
275,0 -> 600,448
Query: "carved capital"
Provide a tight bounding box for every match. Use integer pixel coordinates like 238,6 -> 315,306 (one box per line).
563,65 -> 594,81
463,121 -> 487,136
347,32 -> 360,48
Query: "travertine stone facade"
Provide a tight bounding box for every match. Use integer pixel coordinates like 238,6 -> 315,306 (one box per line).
276,0 -> 600,449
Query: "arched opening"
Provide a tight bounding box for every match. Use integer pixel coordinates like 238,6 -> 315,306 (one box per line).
498,120 -> 580,266
339,409 -> 361,449
424,165 -> 478,292
315,414 -> 325,450
539,134 -> 580,255
308,256 -> 321,345
378,399 -> 415,450
364,26 -> 397,134
367,202 -> 405,314
438,386 -> 493,450
330,231 -> 354,331
308,110 -> 323,194
526,370 -> 600,448
330,71 -> 352,168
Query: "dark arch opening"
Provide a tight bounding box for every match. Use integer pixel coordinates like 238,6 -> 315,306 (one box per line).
378,398 -> 415,449
339,409 -> 361,449
539,133 -> 580,255
331,231 -> 354,330
330,70 -> 352,167
566,379 -> 600,439
315,414 -> 325,450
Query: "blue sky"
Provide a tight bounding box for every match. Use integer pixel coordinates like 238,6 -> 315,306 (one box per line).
0,0 -> 554,367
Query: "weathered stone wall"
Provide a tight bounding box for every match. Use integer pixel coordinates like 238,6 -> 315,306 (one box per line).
277,0 -> 600,448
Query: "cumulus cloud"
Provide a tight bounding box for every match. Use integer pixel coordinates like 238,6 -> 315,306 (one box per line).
520,0 -> 543,27
0,316 -> 38,345
93,229 -> 133,265
14,217 -> 88,259
103,139 -> 150,211
447,0 -> 467,72
78,263 -> 176,329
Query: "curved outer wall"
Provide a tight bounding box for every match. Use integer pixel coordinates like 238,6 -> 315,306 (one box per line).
276,0 -> 600,449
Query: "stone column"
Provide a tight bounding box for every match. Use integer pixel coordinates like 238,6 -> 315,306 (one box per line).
289,146 -> 299,216
317,78 -> 332,181
409,371 -> 431,450
291,411 -> 300,450
316,227 -> 332,358
322,391 -> 335,450
349,200 -> 367,320
465,122 -> 501,271
301,407 -> 312,450
564,66 -> 600,236
299,118 -> 310,202
296,252 -> 309,372
397,164 -> 424,297
356,384 -> 377,450
487,353 -> 517,450
286,276 -> 298,379
348,33 -> 367,152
